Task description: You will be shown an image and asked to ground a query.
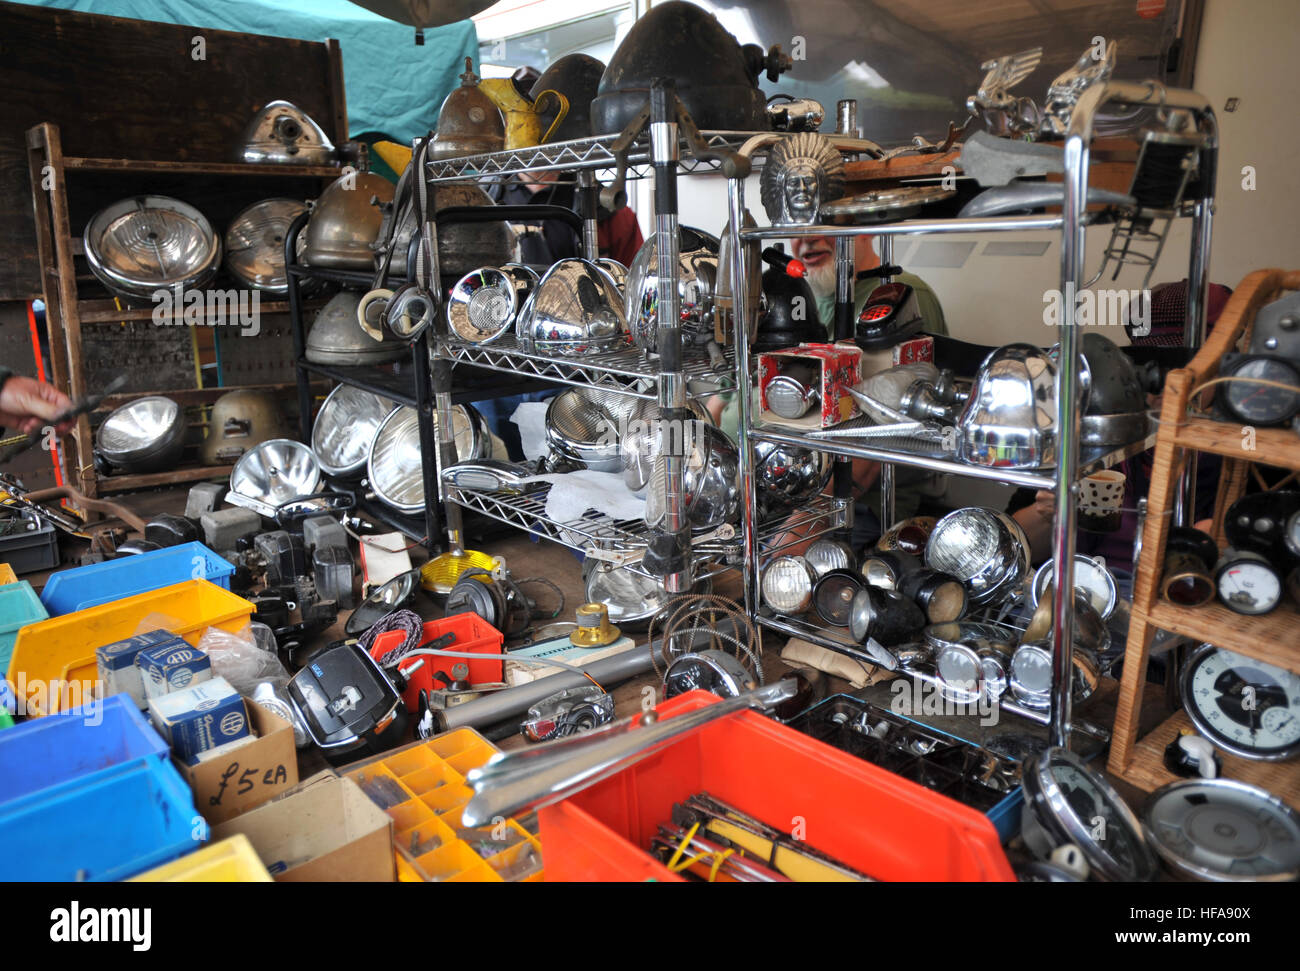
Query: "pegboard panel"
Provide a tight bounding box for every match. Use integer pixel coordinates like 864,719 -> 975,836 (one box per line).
80,321 -> 197,396
214,314 -> 298,387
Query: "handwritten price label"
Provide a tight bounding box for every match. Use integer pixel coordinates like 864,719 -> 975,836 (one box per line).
209,760 -> 290,807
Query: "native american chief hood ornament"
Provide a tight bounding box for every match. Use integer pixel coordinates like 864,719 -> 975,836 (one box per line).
760,132 -> 844,227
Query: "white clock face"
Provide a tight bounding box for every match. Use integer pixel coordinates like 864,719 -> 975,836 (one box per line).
1216,560 -> 1282,614
1186,648 -> 1300,759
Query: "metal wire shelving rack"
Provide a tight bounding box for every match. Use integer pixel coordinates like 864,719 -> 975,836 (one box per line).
725,82 -> 1219,748
421,125 -> 846,575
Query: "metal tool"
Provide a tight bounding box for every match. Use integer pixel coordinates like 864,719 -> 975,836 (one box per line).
0,374 -> 128,465
461,679 -> 797,826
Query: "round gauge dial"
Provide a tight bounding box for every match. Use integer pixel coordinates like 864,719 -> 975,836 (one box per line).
1180,643 -> 1300,761
1218,356 -> 1300,426
1142,779 -> 1300,881
1022,747 -> 1157,882
1214,552 -> 1283,615
1287,509 -> 1300,558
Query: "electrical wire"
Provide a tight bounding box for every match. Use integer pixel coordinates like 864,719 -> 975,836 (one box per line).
1188,374 -> 1300,399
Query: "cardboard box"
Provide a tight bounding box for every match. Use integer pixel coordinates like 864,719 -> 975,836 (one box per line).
211,773 -> 395,882
180,698 -> 299,824
758,343 -> 862,428
97,630 -> 184,709
149,676 -> 249,764
137,641 -> 211,699
849,335 -> 935,381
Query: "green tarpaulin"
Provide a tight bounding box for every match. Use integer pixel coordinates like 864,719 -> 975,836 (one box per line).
14,0 -> 479,144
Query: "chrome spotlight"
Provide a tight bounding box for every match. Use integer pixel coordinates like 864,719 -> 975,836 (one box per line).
924,507 -> 1030,607
95,396 -> 186,473
312,385 -> 397,478
84,196 -> 221,302
526,258 -> 631,356
224,198 -> 307,294
228,439 -> 323,517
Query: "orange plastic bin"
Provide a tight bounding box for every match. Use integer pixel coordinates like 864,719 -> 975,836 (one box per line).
538,690 -> 1015,882
369,612 -> 504,713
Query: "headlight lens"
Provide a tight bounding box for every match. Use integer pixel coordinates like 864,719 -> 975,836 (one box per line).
761,556 -> 816,614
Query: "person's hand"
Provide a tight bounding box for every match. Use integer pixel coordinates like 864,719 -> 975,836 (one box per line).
0,376 -> 73,436
1028,489 -> 1055,522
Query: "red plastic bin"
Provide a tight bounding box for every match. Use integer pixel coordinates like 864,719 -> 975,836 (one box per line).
369,612 -> 504,713
538,691 -> 1015,882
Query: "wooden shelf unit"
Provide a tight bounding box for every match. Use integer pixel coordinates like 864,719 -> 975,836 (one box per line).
1107,267 -> 1300,808
25,121 -> 339,501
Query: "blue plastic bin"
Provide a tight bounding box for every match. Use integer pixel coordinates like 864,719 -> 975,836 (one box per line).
39,543 -> 235,616
0,696 -> 203,880
0,581 -> 47,674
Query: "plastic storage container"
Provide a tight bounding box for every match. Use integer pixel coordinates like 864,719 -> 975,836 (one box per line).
131,834 -> 271,882
538,691 -> 1015,882
7,579 -> 254,717
0,580 -> 47,674
369,612 -> 504,713
0,564 -> 16,585
39,542 -> 235,616
0,696 -> 203,881
0,510 -> 58,574
345,728 -> 543,882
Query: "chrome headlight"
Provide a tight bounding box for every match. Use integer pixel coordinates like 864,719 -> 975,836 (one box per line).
545,388 -> 637,473
1030,555 -> 1119,621
804,538 -> 856,577
527,258 -> 630,356
582,560 -> 708,631
925,622 -> 1016,703
619,396 -> 713,494
1009,639 -> 1100,710
312,385 -> 397,478
643,423 -> 740,531
95,396 -> 186,472
447,267 -> 518,344
368,404 -> 488,513
624,228 -> 719,355
925,507 -> 1030,607
761,555 -> 816,614
754,440 -> 832,516
84,196 -> 221,302
958,343 -> 1057,469
224,198 -> 307,294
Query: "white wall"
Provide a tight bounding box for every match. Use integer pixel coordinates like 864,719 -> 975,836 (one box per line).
635,0 -> 1300,346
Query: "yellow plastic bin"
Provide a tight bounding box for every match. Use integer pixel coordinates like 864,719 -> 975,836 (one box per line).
345,728 -> 544,882
130,835 -> 272,882
7,579 -> 254,717
0,564 -> 16,586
